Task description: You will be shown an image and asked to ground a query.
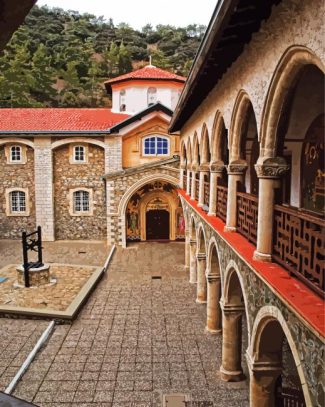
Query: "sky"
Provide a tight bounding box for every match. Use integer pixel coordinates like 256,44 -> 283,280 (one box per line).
36,0 -> 216,30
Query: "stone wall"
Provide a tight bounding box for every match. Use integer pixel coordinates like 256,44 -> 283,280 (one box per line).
53,144 -> 106,240
0,145 -> 36,238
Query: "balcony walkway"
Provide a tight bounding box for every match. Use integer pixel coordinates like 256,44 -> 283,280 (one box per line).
1,242 -> 249,406
179,189 -> 325,339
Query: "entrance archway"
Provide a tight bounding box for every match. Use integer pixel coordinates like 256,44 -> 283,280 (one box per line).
146,196 -> 170,240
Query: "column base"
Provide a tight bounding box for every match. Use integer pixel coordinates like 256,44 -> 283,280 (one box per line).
184,266 -> 190,271
208,211 -> 216,217
253,250 -> 272,262
224,226 -> 236,232
220,366 -> 245,382
205,326 -> 222,335
196,298 -> 207,304
189,280 -> 197,285
197,202 -> 204,207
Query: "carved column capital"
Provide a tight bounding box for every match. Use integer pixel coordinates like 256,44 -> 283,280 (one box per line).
210,160 -> 225,173
180,163 -> 186,170
227,160 -> 248,175
199,163 -> 210,172
220,302 -> 245,315
191,163 -> 199,172
196,252 -> 206,261
254,157 -> 289,179
189,239 -> 196,246
206,273 -> 221,283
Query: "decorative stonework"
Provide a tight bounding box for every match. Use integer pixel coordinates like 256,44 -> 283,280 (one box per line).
227,161 -> 248,175
254,157 -> 290,179
16,264 -> 51,287
210,161 -> 225,173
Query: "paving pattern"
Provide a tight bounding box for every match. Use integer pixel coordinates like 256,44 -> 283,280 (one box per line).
1,242 -> 248,406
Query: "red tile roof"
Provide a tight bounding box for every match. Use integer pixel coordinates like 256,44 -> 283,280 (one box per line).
105,65 -> 186,86
0,108 -> 129,132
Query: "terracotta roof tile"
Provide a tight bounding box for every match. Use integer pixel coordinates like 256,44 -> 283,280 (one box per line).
0,108 -> 129,132
105,65 -> 186,85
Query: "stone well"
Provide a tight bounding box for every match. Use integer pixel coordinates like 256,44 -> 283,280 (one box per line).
16,264 -> 51,287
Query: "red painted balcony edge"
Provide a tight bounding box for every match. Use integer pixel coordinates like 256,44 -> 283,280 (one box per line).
178,189 -> 325,339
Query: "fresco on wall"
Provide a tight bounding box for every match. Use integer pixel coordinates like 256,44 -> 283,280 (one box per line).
126,181 -> 185,241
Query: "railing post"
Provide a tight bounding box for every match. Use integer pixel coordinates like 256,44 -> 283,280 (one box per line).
186,167 -> 191,195
208,162 -> 225,216
179,163 -> 186,189
225,161 -> 247,232
254,157 -> 289,262
198,164 -> 210,207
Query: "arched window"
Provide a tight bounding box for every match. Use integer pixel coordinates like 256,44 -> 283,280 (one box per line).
143,135 -> 169,156
73,190 -> 90,213
10,190 -> 26,212
10,145 -> 22,162
119,89 -> 126,112
147,87 -> 157,106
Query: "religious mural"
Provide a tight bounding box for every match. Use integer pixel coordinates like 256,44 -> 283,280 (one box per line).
126,181 -> 185,241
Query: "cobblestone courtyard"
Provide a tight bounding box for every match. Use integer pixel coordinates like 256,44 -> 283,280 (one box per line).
0,242 -> 248,406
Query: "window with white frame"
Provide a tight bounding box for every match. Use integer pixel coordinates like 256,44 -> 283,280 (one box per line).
10,145 -> 22,162
10,191 -> 26,213
119,89 -> 126,112
73,190 -> 90,213
147,87 -> 157,106
73,145 -> 86,162
143,136 -> 169,156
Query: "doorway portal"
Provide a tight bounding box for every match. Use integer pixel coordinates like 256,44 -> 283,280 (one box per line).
146,209 -> 170,240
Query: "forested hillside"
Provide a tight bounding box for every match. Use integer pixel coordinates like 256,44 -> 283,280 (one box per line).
0,5 -> 205,108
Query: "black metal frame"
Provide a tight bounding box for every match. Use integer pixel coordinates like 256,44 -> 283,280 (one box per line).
22,226 -> 43,288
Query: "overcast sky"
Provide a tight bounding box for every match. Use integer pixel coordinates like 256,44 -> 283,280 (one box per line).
36,0 -> 216,30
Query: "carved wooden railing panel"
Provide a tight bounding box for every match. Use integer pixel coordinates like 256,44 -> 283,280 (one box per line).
216,185 -> 228,222
204,180 -> 210,208
236,192 -> 258,244
183,175 -> 187,191
273,205 -> 325,296
195,178 -> 200,201
275,387 -> 306,407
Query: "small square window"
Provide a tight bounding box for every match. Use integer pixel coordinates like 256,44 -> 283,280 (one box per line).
10,146 -> 22,162
74,146 -> 86,162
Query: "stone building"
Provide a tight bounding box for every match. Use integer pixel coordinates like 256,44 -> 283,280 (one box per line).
169,0 -> 324,406
0,64 -> 186,244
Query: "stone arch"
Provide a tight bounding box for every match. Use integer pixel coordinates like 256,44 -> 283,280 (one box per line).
229,89 -> 257,162
260,45 -> 325,158
190,214 -> 197,240
196,222 -> 207,254
186,137 -> 192,166
220,260 -> 250,382
138,190 -> 179,241
180,139 -> 187,165
0,138 -> 34,149
248,305 -> 313,406
211,111 -> 227,163
192,132 -> 199,166
200,123 -> 211,165
207,237 -> 222,280
196,222 -> 207,303
51,137 -> 107,150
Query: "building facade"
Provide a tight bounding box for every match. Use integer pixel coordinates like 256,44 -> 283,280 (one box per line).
170,0 -> 324,406
0,66 -> 186,244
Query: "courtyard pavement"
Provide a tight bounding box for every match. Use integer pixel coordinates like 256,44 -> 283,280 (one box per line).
0,241 -> 249,406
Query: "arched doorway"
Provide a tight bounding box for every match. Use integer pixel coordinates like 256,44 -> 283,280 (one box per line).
146,197 -> 170,240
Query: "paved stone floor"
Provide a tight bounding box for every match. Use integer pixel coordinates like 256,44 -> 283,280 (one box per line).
0,242 -> 249,406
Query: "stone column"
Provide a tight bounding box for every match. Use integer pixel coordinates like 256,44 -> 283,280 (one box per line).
186,168 -> 191,195
198,164 -> 209,207
254,157 -> 289,262
185,228 -> 190,271
189,239 -> 197,284
190,164 -> 198,200
196,253 -> 207,303
225,161 -> 247,232
34,138 -> 54,241
104,135 -> 122,172
247,357 -> 282,407
208,162 -> 225,216
205,272 -> 222,333
220,303 -> 245,382
179,163 -> 186,189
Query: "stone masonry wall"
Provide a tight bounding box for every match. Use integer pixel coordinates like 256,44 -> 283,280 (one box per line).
53,144 -> 106,240
0,145 -> 36,238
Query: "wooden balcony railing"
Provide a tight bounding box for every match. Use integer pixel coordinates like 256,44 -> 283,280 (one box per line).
195,178 -> 200,201
275,387 -> 306,407
204,181 -> 210,208
183,175 -> 187,191
237,192 -> 258,244
216,185 -> 228,222
273,204 -> 325,297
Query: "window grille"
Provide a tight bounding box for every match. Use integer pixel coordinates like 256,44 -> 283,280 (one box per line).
73,190 -> 90,212
74,146 -> 85,162
10,145 -> 22,162
143,136 -> 169,156
10,191 -> 26,212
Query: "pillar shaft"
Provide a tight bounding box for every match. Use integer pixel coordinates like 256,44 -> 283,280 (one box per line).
196,254 -> 207,303
179,167 -> 185,189
186,169 -> 191,195
254,157 -> 289,261
220,305 -> 245,382
206,274 -> 222,333
190,170 -> 197,200
225,163 -> 247,232
198,170 -> 209,207
189,240 -> 197,284
185,230 -> 190,271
